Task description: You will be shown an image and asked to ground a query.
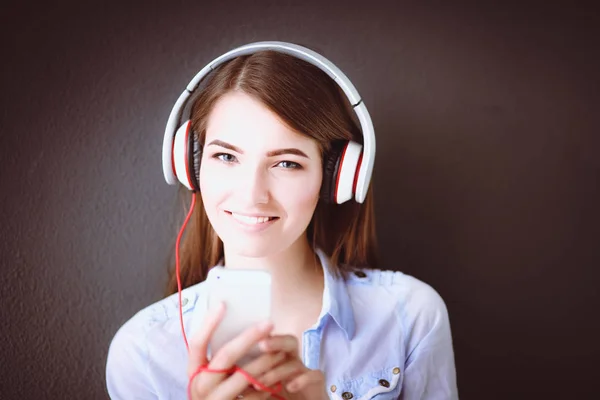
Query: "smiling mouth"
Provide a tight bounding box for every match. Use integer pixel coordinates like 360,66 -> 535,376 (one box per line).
225,211 -> 279,225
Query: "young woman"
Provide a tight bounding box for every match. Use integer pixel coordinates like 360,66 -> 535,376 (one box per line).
106,42 -> 458,400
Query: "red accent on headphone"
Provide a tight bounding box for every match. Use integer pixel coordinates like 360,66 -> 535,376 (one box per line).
333,144 -> 349,204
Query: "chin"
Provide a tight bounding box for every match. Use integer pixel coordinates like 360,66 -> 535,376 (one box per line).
219,227 -> 301,259
213,218 -> 310,260
226,240 -> 284,259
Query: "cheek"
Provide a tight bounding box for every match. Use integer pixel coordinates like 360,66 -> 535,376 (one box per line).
198,165 -> 224,208
276,172 -> 322,217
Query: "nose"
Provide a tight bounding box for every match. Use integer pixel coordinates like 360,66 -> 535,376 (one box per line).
238,165 -> 270,205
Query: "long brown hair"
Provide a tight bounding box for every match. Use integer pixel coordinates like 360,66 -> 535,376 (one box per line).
166,50 -> 378,295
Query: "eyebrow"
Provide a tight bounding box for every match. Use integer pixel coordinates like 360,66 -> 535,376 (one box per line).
206,139 -> 310,158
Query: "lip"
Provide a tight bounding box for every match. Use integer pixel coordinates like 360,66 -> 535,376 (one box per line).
226,210 -> 278,218
225,210 -> 279,232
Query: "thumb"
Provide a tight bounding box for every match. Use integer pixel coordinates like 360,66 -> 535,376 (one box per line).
187,301 -> 226,376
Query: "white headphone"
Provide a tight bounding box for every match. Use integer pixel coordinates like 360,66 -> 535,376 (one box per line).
162,41 -> 375,204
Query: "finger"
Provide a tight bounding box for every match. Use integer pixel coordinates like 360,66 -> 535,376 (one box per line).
209,387 -> 270,400
238,386 -> 259,397
253,358 -> 305,389
232,382 -> 281,400
187,301 -> 227,377
241,350 -> 287,374
258,334 -> 299,354
286,369 -> 325,393
198,321 -> 275,396
209,351 -> 287,399
209,320 -> 274,369
234,389 -> 272,400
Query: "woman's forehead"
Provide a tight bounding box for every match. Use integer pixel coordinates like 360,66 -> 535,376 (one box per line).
206,91 -> 318,152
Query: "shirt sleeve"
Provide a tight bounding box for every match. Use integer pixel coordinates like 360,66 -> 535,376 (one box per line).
399,286 -> 459,400
106,323 -> 158,400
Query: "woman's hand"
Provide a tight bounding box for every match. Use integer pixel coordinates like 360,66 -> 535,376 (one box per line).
253,335 -> 329,400
187,302 -> 287,400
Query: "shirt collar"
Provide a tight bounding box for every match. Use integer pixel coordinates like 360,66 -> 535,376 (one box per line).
316,248 -> 356,340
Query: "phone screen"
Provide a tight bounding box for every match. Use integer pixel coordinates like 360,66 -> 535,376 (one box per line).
206,267 -> 272,365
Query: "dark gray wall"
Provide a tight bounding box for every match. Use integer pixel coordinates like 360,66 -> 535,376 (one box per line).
1,1 -> 598,399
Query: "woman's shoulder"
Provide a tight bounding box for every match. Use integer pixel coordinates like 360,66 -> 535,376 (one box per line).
106,281 -> 209,398
345,267 -> 450,326
326,266 -> 457,400
347,266 -> 445,298
107,283 -> 208,359
114,281 -> 209,338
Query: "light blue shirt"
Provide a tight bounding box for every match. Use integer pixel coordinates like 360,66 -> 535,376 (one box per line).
106,250 -> 458,399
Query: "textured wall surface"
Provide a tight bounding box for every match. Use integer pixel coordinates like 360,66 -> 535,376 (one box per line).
1,1 -> 598,399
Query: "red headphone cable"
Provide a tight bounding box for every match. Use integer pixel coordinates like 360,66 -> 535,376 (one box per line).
175,192 -> 284,399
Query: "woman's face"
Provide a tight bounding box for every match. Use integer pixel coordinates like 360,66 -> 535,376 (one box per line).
199,91 -> 323,258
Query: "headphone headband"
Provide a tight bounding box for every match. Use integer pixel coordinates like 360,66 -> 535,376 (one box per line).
162,41 -> 375,203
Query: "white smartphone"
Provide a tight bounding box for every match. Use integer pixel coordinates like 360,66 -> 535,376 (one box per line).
206,267 -> 272,365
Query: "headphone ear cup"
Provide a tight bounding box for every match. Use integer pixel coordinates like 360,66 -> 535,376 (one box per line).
321,141 -> 363,204
320,142 -> 346,203
173,120 -> 201,191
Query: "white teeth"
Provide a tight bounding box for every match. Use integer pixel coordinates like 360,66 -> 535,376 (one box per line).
230,213 -> 274,225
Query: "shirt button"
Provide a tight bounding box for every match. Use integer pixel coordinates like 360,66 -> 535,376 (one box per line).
393,367 -> 401,374
342,392 -> 353,399
181,298 -> 188,306
330,385 -> 337,393
379,379 -> 390,387
354,271 -> 367,278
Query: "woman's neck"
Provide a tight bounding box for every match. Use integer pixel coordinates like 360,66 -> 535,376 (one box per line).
223,237 -> 324,328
